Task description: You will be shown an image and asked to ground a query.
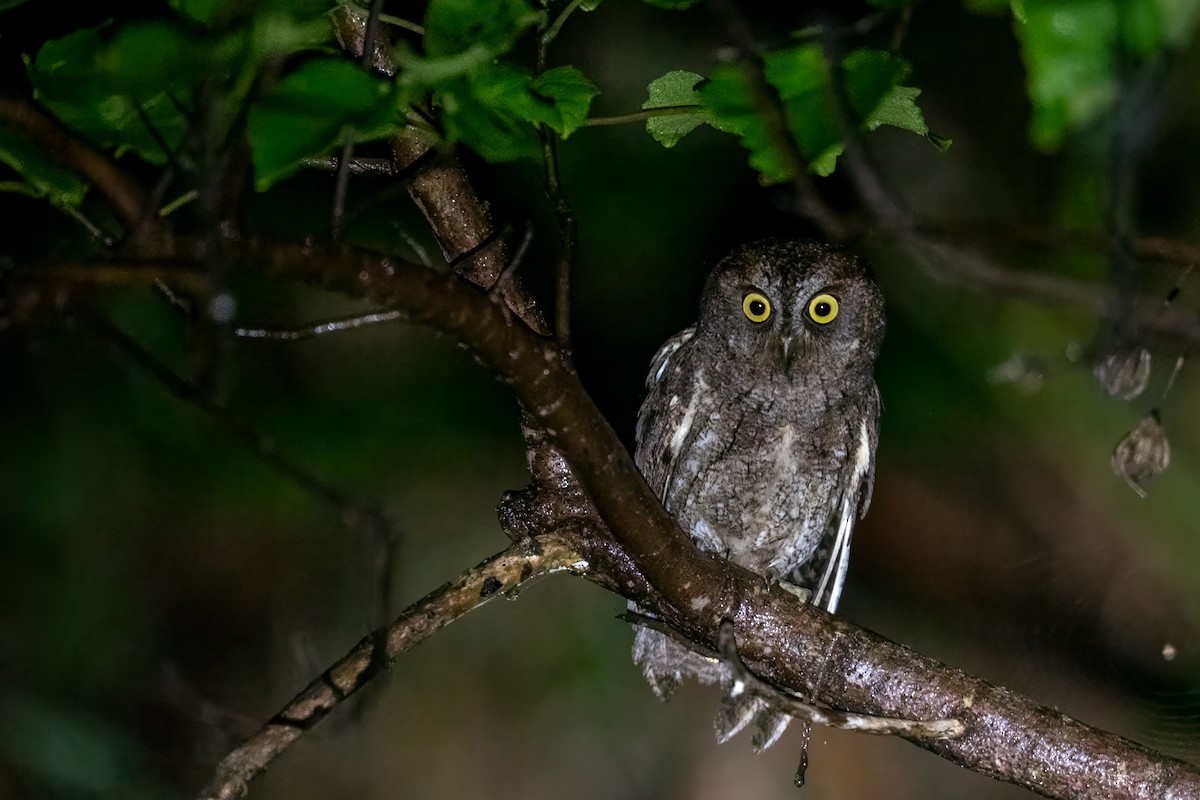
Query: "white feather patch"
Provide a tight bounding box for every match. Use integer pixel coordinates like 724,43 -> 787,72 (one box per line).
815,418 -> 872,613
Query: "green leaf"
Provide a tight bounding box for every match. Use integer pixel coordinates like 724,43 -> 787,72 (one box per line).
171,0 -> 334,25
98,21 -> 209,97
439,75 -> 542,162
972,0 -> 1200,151
843,49 -> 929,136
0,0 -> 30,10
1018,1 -> 1118,150
238,10 -> 333,62
423,0 -> 543,59
642,70 -> 708,147
28,7 -> 338,169
696,45 -> 937,183
1154,0 -> 1200,49
436,63 -> 596,161
864,85 -> 928,134
0,127 -> 88,207
962,0 -> 1018,14
400,0 -> 544,88
926,131 -> 953,152
763,45 -> 843,176
762,44 -> 828,96
527,66 -> 598,136
398,43 -> 496,86
699,64 -> 791,183
248,57 -> 404,189
579,0 -> 603,10
169,0 -> 229,24
28,23 -> 204,165
842,49 -> 908,116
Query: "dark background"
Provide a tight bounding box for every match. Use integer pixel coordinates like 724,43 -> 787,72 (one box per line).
2,1 -> 1199,798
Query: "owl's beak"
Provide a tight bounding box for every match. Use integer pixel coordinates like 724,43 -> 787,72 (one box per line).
780,333 -> 797,373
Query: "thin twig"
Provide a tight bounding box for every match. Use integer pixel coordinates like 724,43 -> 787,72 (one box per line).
910,220 -> 1200,269
197,535 -> 587,800
493,223 -> 536,298
541,133 -> 576,355
331,0 -> 387,237
330,135 -> 356,237
132,97 -> 184,179
235,309 -> 404,341
541,0 -> 585,47
536,7 -> 577,353
82,308 -> 394,534
377,13 -> 423,35
584,105 -> 704,127
1154,262 -> 1195,405
303,156 -> 399,177
360,0 -> 386,71
159,189 -> 198,217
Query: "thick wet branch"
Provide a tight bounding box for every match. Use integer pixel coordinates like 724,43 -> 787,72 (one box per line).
232,238 -> 1200,800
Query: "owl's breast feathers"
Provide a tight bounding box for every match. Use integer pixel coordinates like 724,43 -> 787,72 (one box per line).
635,327 -> 880,604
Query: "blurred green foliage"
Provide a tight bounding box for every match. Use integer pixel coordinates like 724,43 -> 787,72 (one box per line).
11,0 -> 937,193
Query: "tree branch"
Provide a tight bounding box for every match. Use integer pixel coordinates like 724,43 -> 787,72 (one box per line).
233,237 -> 1200,800
0,95 -> 162,241
197,534 -> 588,800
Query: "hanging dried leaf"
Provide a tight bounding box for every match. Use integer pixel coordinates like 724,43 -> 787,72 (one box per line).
1094,345 -> 1151,400
1112,411 -> 1170,497
1093,345 -> 1151,400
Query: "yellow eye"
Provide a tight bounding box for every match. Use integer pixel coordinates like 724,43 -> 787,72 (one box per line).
807,293 -> 839,324
742,292 -> 771,323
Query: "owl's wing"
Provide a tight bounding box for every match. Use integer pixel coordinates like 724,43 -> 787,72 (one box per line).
634,326 -> 697,503
812,386 -> 881,613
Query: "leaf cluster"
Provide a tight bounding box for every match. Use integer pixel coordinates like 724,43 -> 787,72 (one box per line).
644,46 -> 938,183
3,0 -> 1200,205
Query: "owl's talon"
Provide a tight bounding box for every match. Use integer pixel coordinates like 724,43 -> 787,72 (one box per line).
779,581 -> 812,604
715,620 -> 966,742
714,687 -> 760,743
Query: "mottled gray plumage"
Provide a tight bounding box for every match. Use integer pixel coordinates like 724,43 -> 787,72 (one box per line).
631,239 -> 884,750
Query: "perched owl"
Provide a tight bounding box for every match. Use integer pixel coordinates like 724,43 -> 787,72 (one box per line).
631,239 -> 884,751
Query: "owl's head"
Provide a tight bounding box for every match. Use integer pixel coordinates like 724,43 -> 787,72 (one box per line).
695,239 -> 885,388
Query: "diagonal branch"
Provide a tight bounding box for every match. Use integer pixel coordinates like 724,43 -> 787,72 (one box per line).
238,238 -> 1200,800
0,95 -> 162,240
198,534 -> 588,800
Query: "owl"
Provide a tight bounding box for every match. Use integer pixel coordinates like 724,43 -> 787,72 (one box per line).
631,239 -> 885,751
